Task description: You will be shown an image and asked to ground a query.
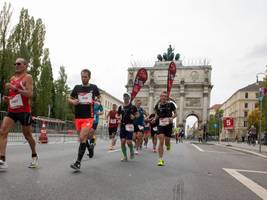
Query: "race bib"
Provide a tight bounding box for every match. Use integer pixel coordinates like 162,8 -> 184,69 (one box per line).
78,93 -> 92,104
159,118 -> 170,126
125,124 -> 134,132
9,94 -> 23,109
153,127 -> 158,131
138,125 -> 144,130
110,119 -> 117,124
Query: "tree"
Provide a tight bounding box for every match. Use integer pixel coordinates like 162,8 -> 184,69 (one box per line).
36,48 -> 53,116
0,2 -> 13,110
247,108 -> 260,133
208,109 -> 224,137
54,66 -> 73,120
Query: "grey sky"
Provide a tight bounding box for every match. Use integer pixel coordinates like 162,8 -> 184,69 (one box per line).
3,0 -> 267,108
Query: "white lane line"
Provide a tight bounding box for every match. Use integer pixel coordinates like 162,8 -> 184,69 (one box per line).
191,144 -> 204,152
223,168 -> 267,200
107,149 -> 121,153
229,169 -> 267,174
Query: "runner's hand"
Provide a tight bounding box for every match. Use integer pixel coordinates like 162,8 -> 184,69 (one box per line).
5,83 -> 17,91
72,99 -> 79,105
130,114 -> 135,120
2,96 -> 10,103
169,117 -> 174,123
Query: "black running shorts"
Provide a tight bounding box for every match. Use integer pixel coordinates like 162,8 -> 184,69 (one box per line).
7,112 -> 32,126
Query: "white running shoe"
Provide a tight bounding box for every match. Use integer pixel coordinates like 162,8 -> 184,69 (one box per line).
0,160 -> 8,169
28,157 -> 39,168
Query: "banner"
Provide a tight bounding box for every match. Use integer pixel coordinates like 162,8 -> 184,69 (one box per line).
223,117 -> 234,129
131,68 -> 148,101
167,61 -> 177,97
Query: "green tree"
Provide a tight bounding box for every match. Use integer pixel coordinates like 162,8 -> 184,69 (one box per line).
0,2 -> 13,110
36,48 -> 53,116
248,108 -> 260,133
208,109 -> 224,137
54,66 -> 73,120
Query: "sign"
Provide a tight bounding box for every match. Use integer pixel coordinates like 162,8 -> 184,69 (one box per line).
131,68 -> 148,101
223,117 -> 234,129
167,61 -> 176,97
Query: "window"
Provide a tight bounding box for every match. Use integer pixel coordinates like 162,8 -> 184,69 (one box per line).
244,121 -> 248,127
244,111 -> 248,117
244,103 -> 248,108
245,92 -> 248,98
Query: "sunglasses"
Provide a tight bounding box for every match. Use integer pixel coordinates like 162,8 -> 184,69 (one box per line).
14,62 -> 22,66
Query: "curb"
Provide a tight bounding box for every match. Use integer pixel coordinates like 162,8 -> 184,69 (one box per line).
216,144 -> 267,159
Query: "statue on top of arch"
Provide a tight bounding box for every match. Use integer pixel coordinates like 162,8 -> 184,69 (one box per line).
157,45 -> 180,62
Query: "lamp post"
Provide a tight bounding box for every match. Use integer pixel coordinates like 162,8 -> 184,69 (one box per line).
256,66 -> 267,152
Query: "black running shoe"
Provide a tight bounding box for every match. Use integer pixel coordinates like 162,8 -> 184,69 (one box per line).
88,144 -> 94,158
70,161 -> 81,170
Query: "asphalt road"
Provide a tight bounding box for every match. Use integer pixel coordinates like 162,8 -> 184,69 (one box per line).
1,139 -> 267,200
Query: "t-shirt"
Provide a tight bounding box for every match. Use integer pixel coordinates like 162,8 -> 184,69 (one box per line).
70,84 -> 100,118
154,101 -> 176,126
118,103 -> 137,125
134,107 -> 145,126
108,110 -> 118,128
93,102 -> 103,124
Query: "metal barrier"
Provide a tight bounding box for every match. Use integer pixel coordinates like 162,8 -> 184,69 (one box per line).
0,111 -> 110,144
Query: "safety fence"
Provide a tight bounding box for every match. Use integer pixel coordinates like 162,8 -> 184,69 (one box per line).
0,111 -> 109,144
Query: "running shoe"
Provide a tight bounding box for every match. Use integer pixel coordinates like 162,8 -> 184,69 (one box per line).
70,161 -> 81,170
28,157 -> 38,168
157,159 -> 165,166
120,157 -> 128,162
0,160 -> 8,169
134,149 -> 139,155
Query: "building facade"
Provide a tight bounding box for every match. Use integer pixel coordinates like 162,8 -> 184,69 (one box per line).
98,89 -> 123,128
126,60 -> 212,128
220,82 -> 260,140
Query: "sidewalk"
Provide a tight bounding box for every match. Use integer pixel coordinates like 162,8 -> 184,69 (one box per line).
217,142 -> 267,159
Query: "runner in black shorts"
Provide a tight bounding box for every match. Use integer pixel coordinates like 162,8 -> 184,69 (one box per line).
107,104 -> 119,150
154,91 -> 177,166
148,113 -> 158,153
117,93 -> 138,161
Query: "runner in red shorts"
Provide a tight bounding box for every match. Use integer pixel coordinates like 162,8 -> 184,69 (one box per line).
107,104 -> 119,150
68,69 -> 100,170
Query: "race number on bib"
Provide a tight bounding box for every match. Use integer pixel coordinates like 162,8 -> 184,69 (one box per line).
9,94 -> 23,109
110,119 -> 117,124
125,124 -> 134,132
159,118 -> 170,126
78,93 -> 92,104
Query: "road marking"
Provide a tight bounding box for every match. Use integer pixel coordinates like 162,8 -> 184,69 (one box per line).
223,168 -> 267,200
107,149 -> 121,153
191,144 -> 204,152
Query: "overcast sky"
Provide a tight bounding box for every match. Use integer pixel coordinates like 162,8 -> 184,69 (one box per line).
2,0 -> 267,108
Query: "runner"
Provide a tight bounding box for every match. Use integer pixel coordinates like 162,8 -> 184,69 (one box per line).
174,126 -> 180,144
148,113 -> 158,153
133,99 -> 145,155
86,98 -> 103,158
68,69 -> 100,170
107,104 -> 119,150
154,91 -> 177,166
117,92 -> 138,161
143,113 -> 150,149
0,58 -> 38,169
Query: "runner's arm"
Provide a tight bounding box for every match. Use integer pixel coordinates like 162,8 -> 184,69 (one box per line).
16,75 -> 33,98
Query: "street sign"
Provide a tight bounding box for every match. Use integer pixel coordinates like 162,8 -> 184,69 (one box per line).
223,117 -> 234,129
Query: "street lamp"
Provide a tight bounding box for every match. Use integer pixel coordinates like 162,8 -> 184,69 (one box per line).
256,66 -> 267,153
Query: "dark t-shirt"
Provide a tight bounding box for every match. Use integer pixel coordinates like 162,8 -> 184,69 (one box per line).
154,101 -> 176,119
118,103 -> 137,125
70,84 -> 100,118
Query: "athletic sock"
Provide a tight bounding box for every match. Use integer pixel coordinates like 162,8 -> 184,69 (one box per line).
121,144 -> 127,158
77,142 -> 87,162
32,153 -> 37,158
0,155 -> 5,162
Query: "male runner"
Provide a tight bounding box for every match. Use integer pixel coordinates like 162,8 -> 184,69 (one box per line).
68,69 -> 100,170
133,99 -> 145,155
0,58 -> 38,169
107,104 -> 119,150
154,91 -> 177,166
148,113 -> 158,153
117,93 -> 138,161
143,113 -> 150,149
86,98 -> 103,158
